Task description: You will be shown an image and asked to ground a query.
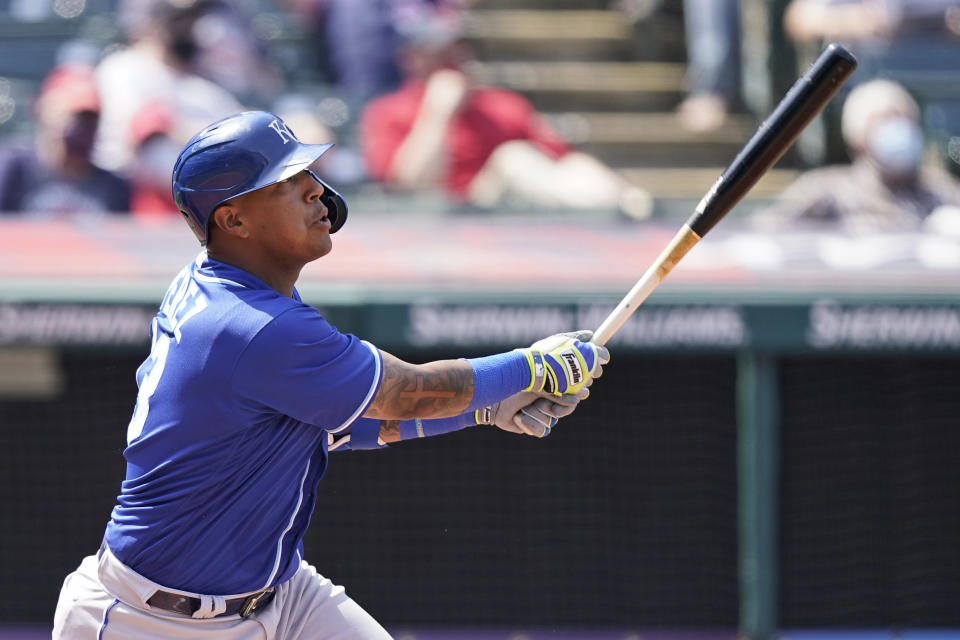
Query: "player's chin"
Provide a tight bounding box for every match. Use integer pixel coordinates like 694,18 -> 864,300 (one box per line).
311,234 -> 334,258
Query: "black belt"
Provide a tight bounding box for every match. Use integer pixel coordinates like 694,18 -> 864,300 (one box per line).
147,587 -> 275,619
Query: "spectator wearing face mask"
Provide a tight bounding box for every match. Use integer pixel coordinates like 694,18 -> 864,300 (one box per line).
93,0 -> 244,174
0,64 -> 131,216
751,79 -> 960,235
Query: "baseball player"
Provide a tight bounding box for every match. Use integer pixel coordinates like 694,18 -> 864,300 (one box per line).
52,110 -> 609,639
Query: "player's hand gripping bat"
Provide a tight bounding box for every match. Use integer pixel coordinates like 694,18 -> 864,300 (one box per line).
591,43 -> 858,347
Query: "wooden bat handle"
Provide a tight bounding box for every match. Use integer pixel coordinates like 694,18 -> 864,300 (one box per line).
591,224 -> 702,346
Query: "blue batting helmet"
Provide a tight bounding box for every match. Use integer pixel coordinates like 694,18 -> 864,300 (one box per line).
172,110 -> 348,245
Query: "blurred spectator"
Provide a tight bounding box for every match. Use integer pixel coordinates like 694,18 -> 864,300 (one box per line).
186,1 -> 284,105
784,1 -> 960,167
318,0 -> 404,109
0,64 -> 131,216
676,0 -> 741,133
127,101 -> 179,218
752,79 -> 960,234
783,0 -> 960,96
359,4 -> 653,218
93,0 -> 248,174
282,0 -> 473,110
784,0 -> 960,44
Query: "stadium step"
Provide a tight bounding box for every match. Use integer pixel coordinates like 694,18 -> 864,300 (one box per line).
463,7 -> 685,61
464,10 -> 632,41
542,111 -> 754,145
465,60 -> 687,111
541,111 -> 756,166
470,0 -> 611,9
618,166 -> 799,200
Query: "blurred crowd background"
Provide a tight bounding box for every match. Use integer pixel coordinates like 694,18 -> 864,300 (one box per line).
0,0 -> 958,232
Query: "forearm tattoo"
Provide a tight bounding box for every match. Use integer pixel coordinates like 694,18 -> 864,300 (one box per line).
368,355 -> 474,420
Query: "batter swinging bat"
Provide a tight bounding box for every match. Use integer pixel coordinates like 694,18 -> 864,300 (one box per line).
591,42 -> 857,347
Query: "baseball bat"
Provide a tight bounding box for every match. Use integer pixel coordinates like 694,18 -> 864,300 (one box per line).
591,42 -> 857,346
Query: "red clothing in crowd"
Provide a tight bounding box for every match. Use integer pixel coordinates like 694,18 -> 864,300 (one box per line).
361,80 -> 570,198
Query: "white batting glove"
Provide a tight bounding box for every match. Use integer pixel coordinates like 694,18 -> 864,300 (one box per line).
476,391 -> 582,438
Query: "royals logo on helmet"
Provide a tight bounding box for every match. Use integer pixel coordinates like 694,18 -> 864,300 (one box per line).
267,119 -> 298,144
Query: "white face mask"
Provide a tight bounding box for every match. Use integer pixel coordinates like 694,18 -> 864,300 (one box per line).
134,136 -> 182,189
866,116 -> 925,178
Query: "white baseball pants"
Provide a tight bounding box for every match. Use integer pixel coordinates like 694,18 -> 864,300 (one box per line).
53,544 -> 393,639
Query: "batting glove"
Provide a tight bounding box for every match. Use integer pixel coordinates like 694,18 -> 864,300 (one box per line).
518,330 -> 610,397
477,391 -> 581,438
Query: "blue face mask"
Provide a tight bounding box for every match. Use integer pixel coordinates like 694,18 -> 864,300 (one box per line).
866,116 -> 925,178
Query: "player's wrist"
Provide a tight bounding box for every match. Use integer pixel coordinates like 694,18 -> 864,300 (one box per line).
474,405 -> 496,426
515,349 -> 547,392
464,351 -> 532,411
399,413 -> 479,440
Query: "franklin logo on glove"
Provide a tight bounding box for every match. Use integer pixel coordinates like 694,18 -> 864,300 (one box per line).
561,351 -> 583,386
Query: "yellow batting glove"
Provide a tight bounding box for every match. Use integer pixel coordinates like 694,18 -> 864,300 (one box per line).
518,330 -> 610,396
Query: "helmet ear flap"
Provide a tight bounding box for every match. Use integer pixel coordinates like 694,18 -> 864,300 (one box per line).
181,209 -> 207,244
318,180 -> 348,234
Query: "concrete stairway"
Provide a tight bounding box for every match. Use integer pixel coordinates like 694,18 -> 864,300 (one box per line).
462,0 -> 797,210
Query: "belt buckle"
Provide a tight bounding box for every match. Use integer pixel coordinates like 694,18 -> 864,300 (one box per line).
239,590 -> 270,619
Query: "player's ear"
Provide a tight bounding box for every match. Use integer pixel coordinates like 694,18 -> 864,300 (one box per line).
210,202 -> 248,239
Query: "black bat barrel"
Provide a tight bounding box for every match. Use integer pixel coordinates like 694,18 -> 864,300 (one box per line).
687,43 -> 858,237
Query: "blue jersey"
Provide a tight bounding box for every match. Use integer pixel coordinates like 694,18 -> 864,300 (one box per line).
104,252 -> 382,595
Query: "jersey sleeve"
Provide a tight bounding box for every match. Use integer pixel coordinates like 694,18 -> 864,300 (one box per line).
234,305 -> 382,432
